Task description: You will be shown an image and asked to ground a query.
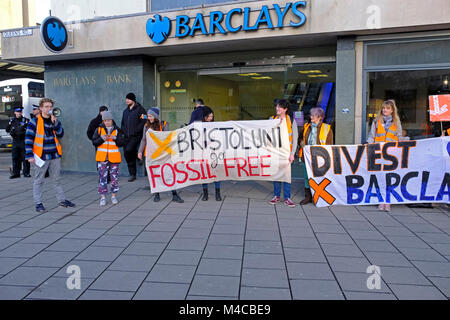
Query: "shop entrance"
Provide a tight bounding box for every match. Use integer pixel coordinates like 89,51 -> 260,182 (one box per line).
159,62 -> 336,178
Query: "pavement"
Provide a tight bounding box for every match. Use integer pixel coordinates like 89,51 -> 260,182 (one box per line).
0,170 -> 449,300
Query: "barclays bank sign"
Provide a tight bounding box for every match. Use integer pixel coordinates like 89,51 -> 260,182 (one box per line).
146,1 -> 307,44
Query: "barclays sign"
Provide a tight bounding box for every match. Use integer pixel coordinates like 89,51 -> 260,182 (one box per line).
146,1 -> 307,44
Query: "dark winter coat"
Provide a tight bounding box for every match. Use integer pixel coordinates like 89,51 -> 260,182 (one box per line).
6,116 -> 29,142
121,102 -> 146,152
87,114 -> 103,141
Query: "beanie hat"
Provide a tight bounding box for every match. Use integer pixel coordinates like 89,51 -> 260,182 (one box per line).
102,111 -> 114,121
126,92 -> 136,102
147,107 -> 160,120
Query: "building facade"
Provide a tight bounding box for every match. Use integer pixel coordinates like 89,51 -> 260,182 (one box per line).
1,0 -> 450,175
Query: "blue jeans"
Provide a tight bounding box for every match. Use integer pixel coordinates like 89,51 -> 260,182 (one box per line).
203,182 -> 221,189
273,182 -> 291,199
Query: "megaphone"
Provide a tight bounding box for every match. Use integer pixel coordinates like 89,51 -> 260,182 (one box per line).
48,107 -> 61,117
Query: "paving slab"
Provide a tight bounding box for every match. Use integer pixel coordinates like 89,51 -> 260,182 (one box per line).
134,282 -> 190,300
189,275 -> 240,297
89,271 -> 147,292
290,280 -> 345,300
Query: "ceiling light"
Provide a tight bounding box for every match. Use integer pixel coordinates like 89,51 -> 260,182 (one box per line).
238,73 -> 261,76
252,76 -> 272,80
0,62 -> 9,68
299,70 -> 322,74
308,74 -> 329,78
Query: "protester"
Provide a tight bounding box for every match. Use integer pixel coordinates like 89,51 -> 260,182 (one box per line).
25,98 -> 75,213
269,99 -> 298,208
121,92 -> 146,182
137,107 -> 184,203
299,107 -> 334,205
189,98 -> 205,124
30,105 -> 50,178
6,107 -> 30,179
201,106 -> 222,201
367,99 -> 402,212
87,106 -> 109,142
399,129 -> 411,141
91,111 -> 125,206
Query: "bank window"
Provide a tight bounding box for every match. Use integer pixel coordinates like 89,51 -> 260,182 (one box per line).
366,69 -> 450,140
366,38 -> 450,68
28,82 -> 45,98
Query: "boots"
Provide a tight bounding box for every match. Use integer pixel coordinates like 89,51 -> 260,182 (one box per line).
202,189 -> 208,201
215,188 -> 222,201
153,193 -> 160,202
172,192 -> 184,203
300,188 -> 312,205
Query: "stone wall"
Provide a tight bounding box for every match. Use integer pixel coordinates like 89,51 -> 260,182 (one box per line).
44,55 -> 155,174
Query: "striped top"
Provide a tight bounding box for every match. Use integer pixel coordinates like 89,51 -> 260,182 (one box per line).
25,117 -> 64,160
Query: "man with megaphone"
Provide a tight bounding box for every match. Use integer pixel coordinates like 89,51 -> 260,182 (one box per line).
25,98 -> 75,213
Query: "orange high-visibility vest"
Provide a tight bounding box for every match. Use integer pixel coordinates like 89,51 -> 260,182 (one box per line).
96,127 -> 121,163
33,115 -> 62,158
298,123 -> 331,158
375,119 -> 398,142
447,128 -> 450,136
144,121 -> 166,158
272,116 -> 293,152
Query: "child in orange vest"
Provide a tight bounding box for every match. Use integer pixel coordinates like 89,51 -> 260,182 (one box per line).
92,111 -> 126,206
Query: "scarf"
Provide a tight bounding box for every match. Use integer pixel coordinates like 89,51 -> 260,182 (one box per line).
382,115 -> 393,131
308,122 -> 319,145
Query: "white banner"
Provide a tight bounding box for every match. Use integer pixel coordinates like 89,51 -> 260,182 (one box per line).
304,137 -> 450,207
145,119 -> 291,193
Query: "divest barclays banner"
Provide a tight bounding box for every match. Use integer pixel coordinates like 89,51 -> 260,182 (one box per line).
303,137 -> 450,207
145,119 -> 291,192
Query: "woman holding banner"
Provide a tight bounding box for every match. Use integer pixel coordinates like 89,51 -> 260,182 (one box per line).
269,99 -> 298,208
201,106 -> 222,202
137,107 -> 184,203
367,99 -> 402,212
299,107 -> 334,205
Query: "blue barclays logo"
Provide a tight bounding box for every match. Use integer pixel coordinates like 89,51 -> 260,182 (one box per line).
146,14 -> 171,44
146,1 -> 307,44
40,16 -> 68,53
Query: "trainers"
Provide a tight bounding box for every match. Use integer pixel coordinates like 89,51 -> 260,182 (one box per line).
269,196 -> 280,205
59,200 -> 76,208
35,203 -> 47,213
100,197 -> 106,206
284,198 -> 296,208
153,193 -> 160,202
111,195 -> 118,205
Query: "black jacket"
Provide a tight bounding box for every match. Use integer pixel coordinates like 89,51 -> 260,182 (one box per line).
92,122 -> 126,149
87,114 -> 103,141
189,106 -> 205,124
121,102 -> 146,151
6,116 -> 29,142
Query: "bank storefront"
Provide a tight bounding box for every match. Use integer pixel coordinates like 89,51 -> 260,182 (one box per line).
1,0 -> 449,175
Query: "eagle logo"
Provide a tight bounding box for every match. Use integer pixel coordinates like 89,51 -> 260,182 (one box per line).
146,14 -> 171,44
47,21 -> 66,48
